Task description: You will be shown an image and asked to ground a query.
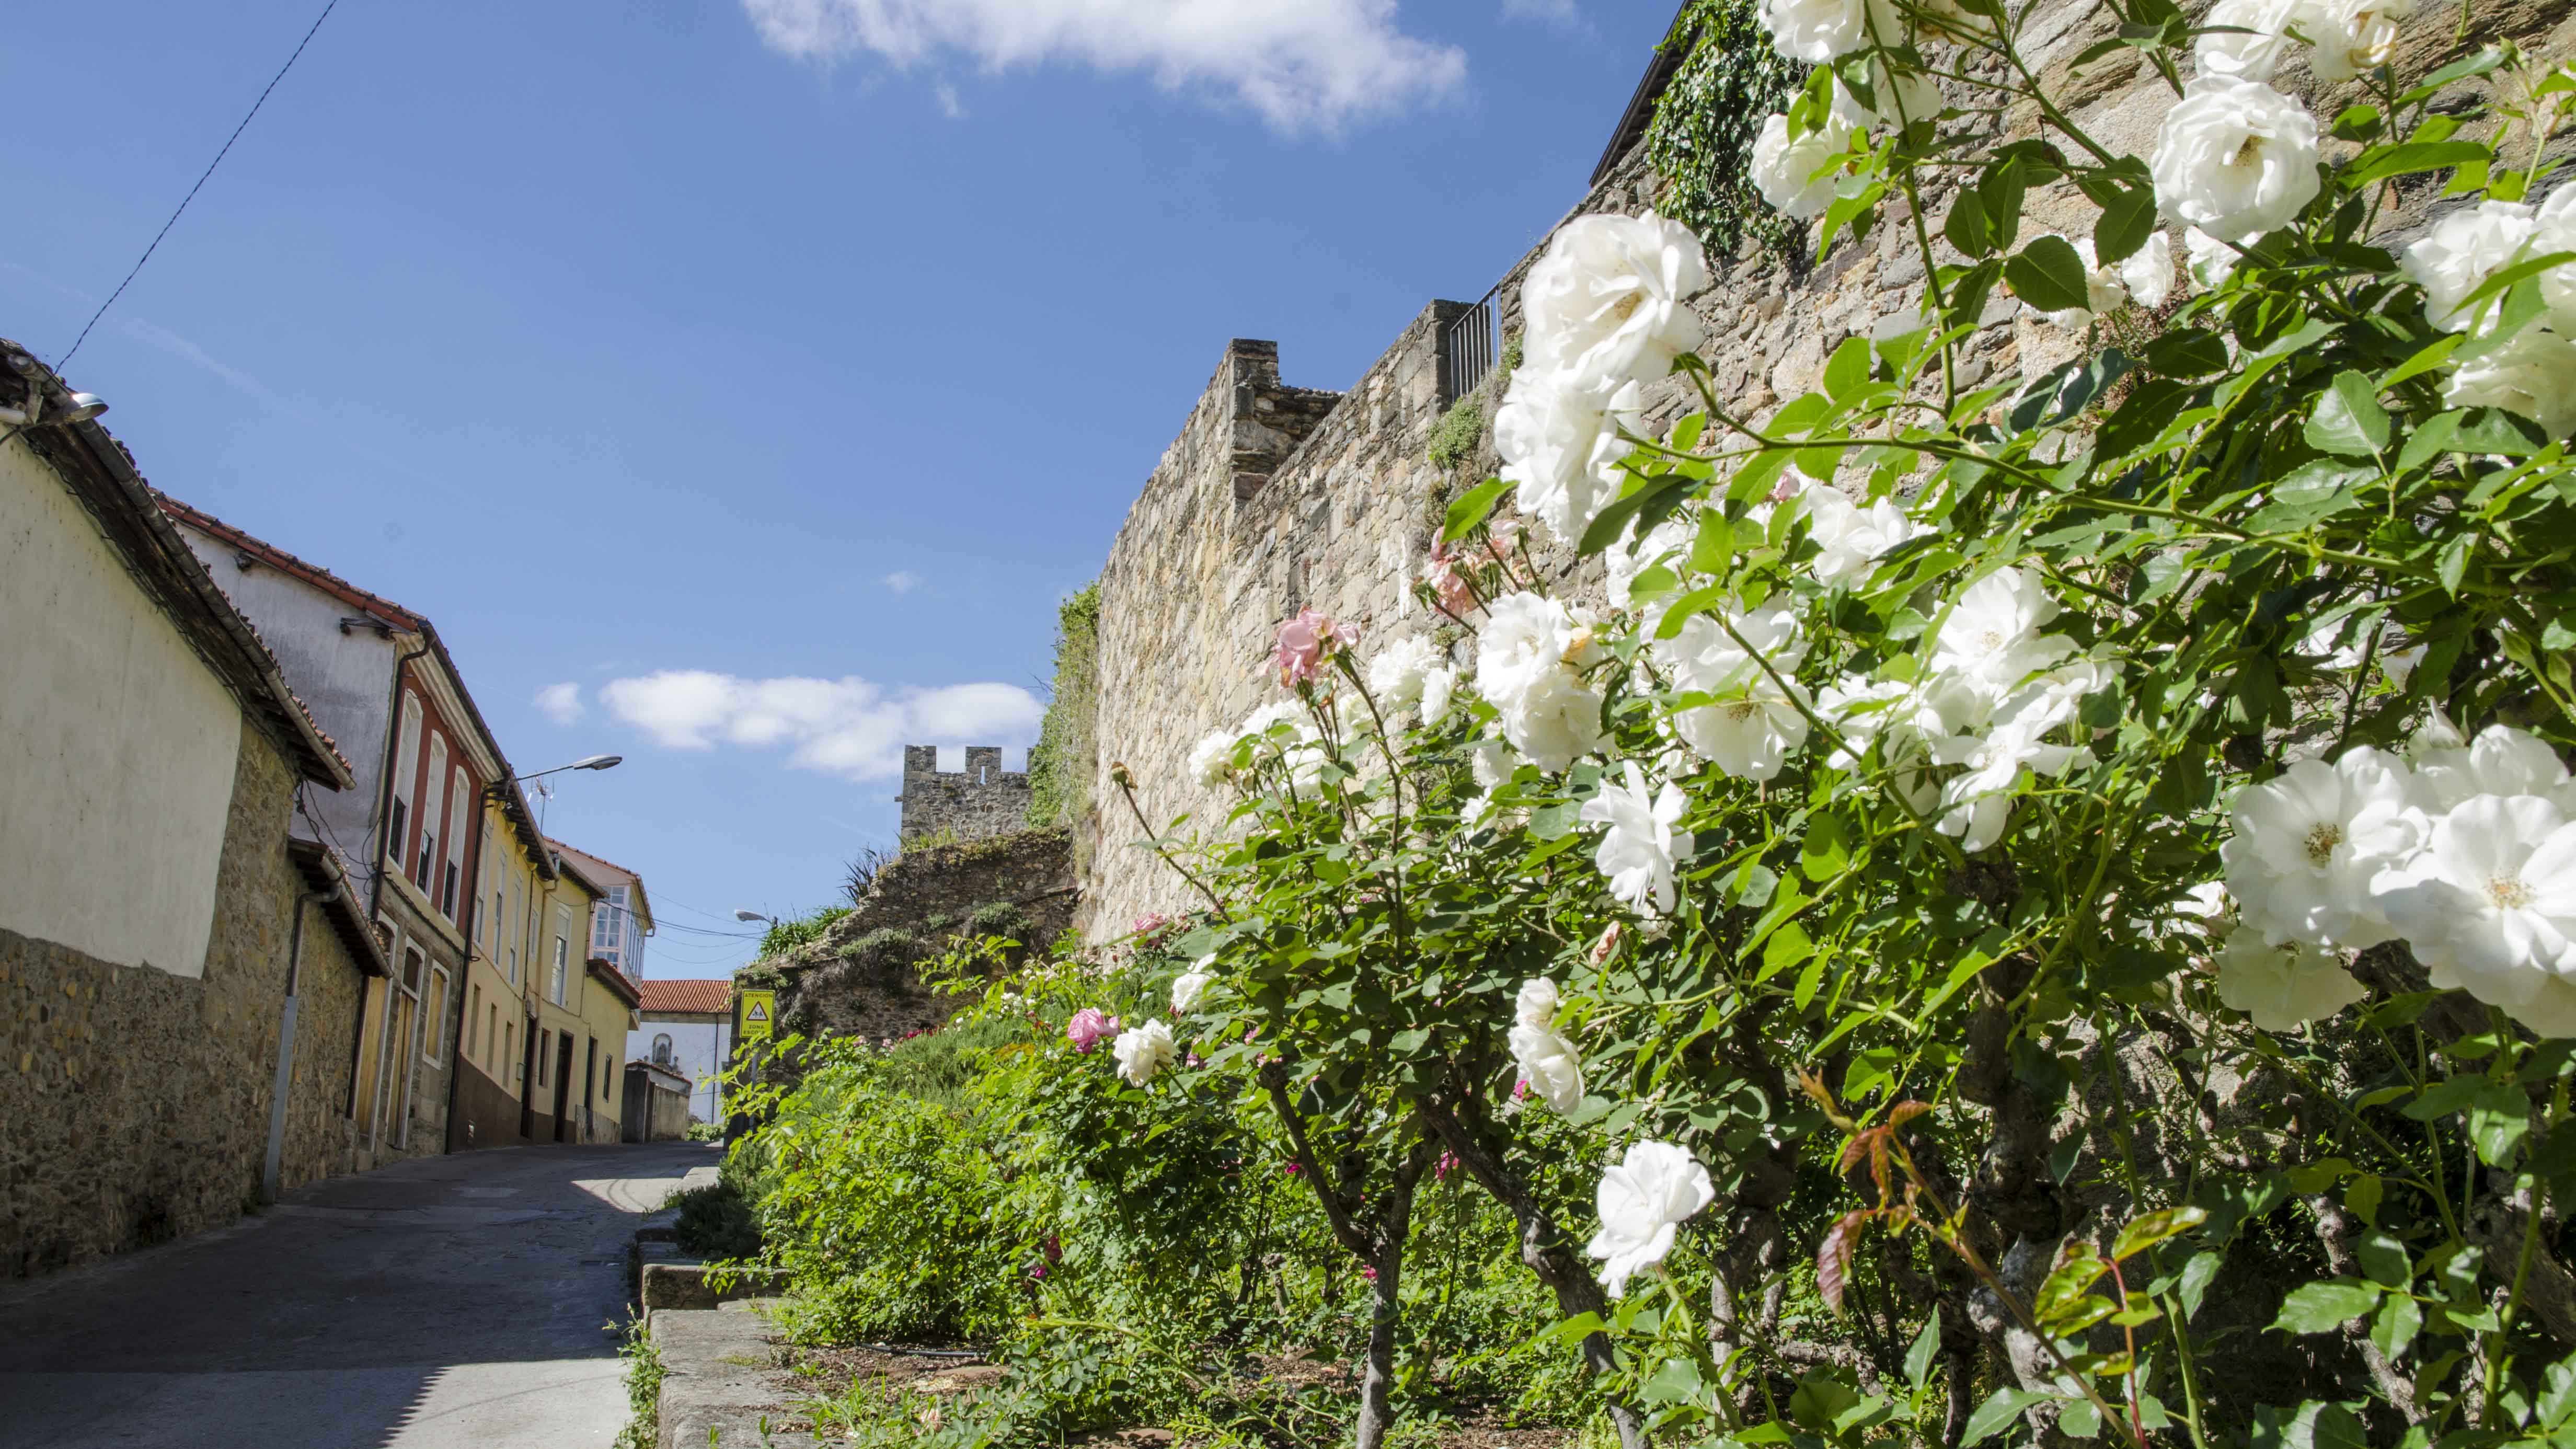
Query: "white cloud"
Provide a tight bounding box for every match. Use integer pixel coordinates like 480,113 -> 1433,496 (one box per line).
883,570 -> 924,594
1502,0 -> 1580,22
599,670 -> 1043,781
738,0 -> 1467,136
535,682 -> 585,724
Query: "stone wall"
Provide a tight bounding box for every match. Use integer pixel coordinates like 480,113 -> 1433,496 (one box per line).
769,827 -> 1075,1045
0,728 -> 370,1278
1073,0 -> 2576,938
900,745 -> 1037,847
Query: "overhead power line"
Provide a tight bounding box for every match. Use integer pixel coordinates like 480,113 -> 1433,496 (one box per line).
59,0 -> 339,370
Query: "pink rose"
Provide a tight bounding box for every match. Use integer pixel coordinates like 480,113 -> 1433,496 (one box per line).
1425,542 -> 1476,617
1360,1265 -> 1379,1282
1066,1008 -> 1121,1053
1275,609 -> 1329,685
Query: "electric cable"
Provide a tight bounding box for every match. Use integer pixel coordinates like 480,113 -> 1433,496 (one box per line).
59,0 -> 339,369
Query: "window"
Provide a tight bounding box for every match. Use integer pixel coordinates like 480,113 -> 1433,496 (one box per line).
652,1033 -> 674,1068
422,968 -> 448,1066
551,905 -> 571,1004
442,767 -> 469,918
503,1022 -> 515,1083
536,1030 -> 549,1086
417,736 -> 448,890
387,695 -> 421,870
486,1003 -> 499,1068
466,986 -> 481,1057
603,1053 -> 614,1101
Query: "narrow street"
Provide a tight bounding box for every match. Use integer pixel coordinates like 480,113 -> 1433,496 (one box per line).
0,1142 -> 715,1449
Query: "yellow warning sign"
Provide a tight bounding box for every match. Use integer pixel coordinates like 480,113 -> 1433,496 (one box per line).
739,990 -> 776,1040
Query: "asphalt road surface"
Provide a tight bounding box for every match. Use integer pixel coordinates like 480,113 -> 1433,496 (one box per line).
0,1141 -> 718,1448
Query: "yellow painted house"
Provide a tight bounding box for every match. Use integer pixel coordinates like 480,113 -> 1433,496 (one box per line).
448,791 -> 555,1149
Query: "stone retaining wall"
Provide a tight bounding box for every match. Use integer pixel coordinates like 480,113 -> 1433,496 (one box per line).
1073,0 -> 2576,938
0,729 -> 369,1278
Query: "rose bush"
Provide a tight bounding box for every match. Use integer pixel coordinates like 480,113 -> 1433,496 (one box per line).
1095,5 -> 2576,1445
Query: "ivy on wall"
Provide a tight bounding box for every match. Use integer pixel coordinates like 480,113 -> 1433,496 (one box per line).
1024,582 -> 1100,830
1641,0 -> 1807,263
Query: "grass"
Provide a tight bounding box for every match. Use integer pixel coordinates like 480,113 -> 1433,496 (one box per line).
612,1312 -> 665,1449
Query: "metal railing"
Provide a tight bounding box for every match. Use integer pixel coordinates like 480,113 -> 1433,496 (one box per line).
1439,285 -> 1501,409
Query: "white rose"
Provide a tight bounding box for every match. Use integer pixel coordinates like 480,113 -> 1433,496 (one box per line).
1673,675 -> 1814,783
1926,567 -> 2075,699
1515,976 -> 1562,1028
1497,666 -> 1609,773
1366,634 -> 1446,712
2185,227 -> 2242,291
1477,591 -> 1584,704
2411,723 -> 2576,813
2379,795 -> 2576,1036
2306,0 -> 2412,81
1758,0 -> 1903,61
1111,1020 -> 1178,1087
1188,729 -> 1240,788
2535,189 -> 2576,328
1829,59 -> 1944,131
1496,370 -> 1644,543
1170,965 -> 1214,1014
2402,200 -> 2541,335
1519,212 -> 1709,393
1926,679 -> 2096,853
1803,485 -> 1919,587
2443,325 -> 2576,438
1605,514 -> 1696,612
1419,665 -> 1457,726
1580,761 -> 1694,914
2193,0 -> 2318,82
2149,76 -> 2322,246
1588,1141 -> 1716,1297
1752,112 -> 1857,221
1510,1020 -> 1585,1113
1470,737 -> 1520,791
2213,934 -> 2368,1031
2220,746 -> 2425,949
1657,602 -> 1810,700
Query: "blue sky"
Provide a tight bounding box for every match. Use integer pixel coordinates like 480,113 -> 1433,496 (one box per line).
2,0 -> 1671,980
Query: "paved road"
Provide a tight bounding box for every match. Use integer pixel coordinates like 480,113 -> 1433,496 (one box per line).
0,1141 -> 718,1449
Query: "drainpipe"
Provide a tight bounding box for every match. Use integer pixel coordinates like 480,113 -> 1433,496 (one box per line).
263,877 -> 340,1202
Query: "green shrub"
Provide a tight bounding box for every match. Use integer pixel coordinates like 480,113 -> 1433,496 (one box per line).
965,901 -> 1029,939
1640,0 -> 1803,262
668,1180 -> 762,1260
757,906 -> 849,959
1426,397 -> 1482,469
611,1312 -> 663,1449
840,926 -> 920,964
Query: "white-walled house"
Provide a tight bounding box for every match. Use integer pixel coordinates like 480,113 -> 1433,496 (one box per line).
627,980 -> 733,1124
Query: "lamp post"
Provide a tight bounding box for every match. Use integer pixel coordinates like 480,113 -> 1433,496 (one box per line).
512,754 -> 621,830
733,910 -> 778,926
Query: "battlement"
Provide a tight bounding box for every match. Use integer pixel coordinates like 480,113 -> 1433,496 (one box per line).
898,745 -> 1033,846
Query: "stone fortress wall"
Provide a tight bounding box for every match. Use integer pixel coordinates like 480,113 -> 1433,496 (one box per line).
1073,0 -> 2576,938
899,745 -> 1034,847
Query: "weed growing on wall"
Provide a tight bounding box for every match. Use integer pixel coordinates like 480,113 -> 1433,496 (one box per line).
1642,0 -> 1806,263
1027,584 -> 1101,831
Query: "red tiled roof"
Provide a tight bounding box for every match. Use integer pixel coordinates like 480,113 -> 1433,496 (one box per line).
639,979 -> 732,1015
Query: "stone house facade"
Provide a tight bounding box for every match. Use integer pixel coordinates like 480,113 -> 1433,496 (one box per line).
0,344 -> 387,1278
1072,0 -> 2576,937
627,978 -> 735,1125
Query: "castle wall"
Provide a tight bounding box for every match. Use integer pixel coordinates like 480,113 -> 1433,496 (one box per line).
899,745 -> 1037,846
1075,0 -> 2576,939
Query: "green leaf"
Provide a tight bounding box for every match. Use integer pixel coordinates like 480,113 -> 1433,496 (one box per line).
2143,327 -> 2229,377
2467,1080 -> 2532,1166
1963,1388 -> 2050,1445
2304,370 -> 2390,456
2178,1250 -> 2221,1320
1441,478 -> 1509,542
2329,104 -> 2384,142
1800,812 -> 1850,882
1905,1316 -> 1941,1390
2270,1278 -> 2383,1334
2380,332 -> 2464,392
2092,184 -> 2157,263
2355,1230 -> 2411,1289
2004,234 -> 2092,314
2370,1293 -> 2422,1360
1980,159 -> 2027,253
1761,921 -> 1816,981
2436,532 -> 2473,596
1690,511 -> 1736,573
1527,800 -> 1580,841
2343,140 -> 2492,187
2113,1205 -> 2210,1260
1824,335 -> 1874,399
1944,188 -> 1994,258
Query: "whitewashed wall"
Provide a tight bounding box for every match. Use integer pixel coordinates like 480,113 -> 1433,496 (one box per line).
0,444 -> 242,978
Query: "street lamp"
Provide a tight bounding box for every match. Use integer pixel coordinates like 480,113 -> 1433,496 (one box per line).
734,910 -> 778,926
517,754 -> 623,783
